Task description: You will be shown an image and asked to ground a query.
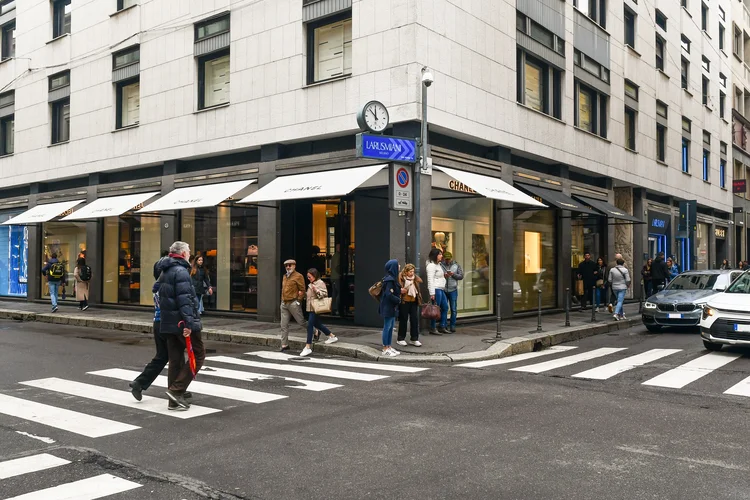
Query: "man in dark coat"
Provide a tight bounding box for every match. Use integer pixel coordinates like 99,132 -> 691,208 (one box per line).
158,241 -> 204,410
651,252 -> 670,292
577,252 -> 598,311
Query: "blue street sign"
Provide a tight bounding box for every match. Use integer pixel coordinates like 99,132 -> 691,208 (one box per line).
356,134 -> 417,163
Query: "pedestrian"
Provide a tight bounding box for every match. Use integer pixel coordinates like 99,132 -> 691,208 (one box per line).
666,257 -> 679,280
608,258 -> 631,321
440,251 -> 463,333
397,263 -> 422,347
41,252 -> 65,313
426,248 -> 449,334
379,259 -> 401,357
607,253 -> 623,313
158,241 -> 204,411
279,258 -> 308,352
649,252 -> 669,296
190,254 -> 212,315
641,258 -> 653,298
721,259 -> 731,270
595,256 -> 607,312
577,252 -> 597,311
299,268 -> 337,357
73,257 -> 91,311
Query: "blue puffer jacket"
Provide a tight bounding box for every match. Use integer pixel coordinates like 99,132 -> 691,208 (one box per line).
379,259 -> 401,318
157,256 -> 201,335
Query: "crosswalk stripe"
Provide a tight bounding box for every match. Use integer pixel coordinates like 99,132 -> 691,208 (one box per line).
20,378 -> 221,419
642,352 -> 743,389
456,346 -> 578,368
6,473 -> 141,500
207,355 -> 389,381
87,369 -> 288,404
0,453 -> 70,480
0,393 -> 139,438
199,366 -> 343,392
247,351 -> 430,373
723,375 -> 750,397
509,347 -> 627,374
572,349 -> 682,380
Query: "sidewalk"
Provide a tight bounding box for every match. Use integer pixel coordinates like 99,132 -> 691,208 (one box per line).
0,300 -> 642,363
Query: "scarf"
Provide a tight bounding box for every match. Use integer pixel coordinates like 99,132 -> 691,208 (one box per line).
403,277 -> 418,298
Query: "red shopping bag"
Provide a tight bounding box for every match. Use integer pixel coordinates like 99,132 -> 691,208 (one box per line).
185,335 -> 197,379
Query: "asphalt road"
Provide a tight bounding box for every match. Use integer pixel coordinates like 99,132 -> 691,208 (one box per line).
2,319 -> 750,499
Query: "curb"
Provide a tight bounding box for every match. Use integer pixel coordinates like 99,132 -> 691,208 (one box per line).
0,308 -> 639,364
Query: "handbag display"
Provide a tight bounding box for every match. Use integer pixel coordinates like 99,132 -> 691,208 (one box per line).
311,297 -> 332,314
421,301 -> 441,320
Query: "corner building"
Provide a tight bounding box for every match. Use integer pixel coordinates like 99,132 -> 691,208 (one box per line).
0,0 -> 734,326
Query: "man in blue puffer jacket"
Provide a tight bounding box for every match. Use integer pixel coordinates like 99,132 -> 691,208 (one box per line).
379,259 -> 402,357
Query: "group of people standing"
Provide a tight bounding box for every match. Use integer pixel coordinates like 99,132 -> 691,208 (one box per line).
641,253 -> 679,297
42,253 -> 91,312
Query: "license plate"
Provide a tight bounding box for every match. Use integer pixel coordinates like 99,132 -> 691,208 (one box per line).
667,313 -> 682,319
733,324 -> 750,332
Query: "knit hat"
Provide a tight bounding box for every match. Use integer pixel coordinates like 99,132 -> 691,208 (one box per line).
443,251 -> 453,259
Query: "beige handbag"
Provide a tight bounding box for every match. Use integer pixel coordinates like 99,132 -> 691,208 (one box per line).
311,297 -> 332,314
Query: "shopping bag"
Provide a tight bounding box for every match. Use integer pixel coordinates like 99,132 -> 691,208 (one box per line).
575,279 -> 584,296
185,336 -> 197,379
311,297 -> 332,314
421,301 -> 441,320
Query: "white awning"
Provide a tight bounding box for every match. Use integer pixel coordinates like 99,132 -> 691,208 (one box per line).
2,200 -> 85,225
137,179 -> 256,213
434,165 -> 546,207
61,192 -> 159,220
237,165 -> 386,204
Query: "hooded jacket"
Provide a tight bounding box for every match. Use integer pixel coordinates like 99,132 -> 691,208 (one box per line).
379,259 -> 401,318
157,255 -> 201,335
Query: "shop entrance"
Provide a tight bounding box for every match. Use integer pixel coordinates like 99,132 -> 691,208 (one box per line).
648,234 -> 667,258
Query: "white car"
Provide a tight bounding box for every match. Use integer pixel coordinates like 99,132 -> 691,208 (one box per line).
700,271 -> 750,351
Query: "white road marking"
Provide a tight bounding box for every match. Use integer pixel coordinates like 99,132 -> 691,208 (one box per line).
199,366 -> 342,392
642,352 -> 743,389
14,431 -> 55,444
207,356 -> 389,381
0,393 -> 139,438
572,349 -> 682,380
20,378 -> 221,419
6,473 -> 141,500
247,351 -> 430,373
509,347 -> 627,374
0,453 -> 70,480
724,375 -> 750,397
88,369 -> 288,404
456,346 -> 578,368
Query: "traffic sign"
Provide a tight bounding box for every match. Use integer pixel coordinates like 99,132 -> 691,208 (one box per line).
356,133 -> 417,163
389,164 -> 412,211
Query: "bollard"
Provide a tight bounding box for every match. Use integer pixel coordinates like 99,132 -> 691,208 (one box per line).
565,287 -> 570,327
495,293 -> 502,340
536,289 -> 543,332
639,281 -> 645,313
591,286 -> 596,323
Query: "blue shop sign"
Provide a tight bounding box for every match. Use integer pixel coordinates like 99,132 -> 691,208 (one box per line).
356,133 -> 417,163
648,210 -> 670,235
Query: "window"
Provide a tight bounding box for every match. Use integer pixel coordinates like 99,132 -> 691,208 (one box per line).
702,56 -> 710,72
308,13 -> 352,84
656,9 -> 667,31
198,52 -> 230,109
624,7 -> 636,48
719,24 -> 726,51
735,25 -> 742,58
51,100 -> 70,144
574,50 -> 610,83
517,13 -> 565,54
575,81 -> 608,138
0,114 -> 13,155
195,15 -> 230,42
720,158 -> 727,188
625,106 -> 636,150
117,0 -> 137,10
682,138 -> 690,173
681,57 -> 689,90
681,35 -> 690,53
657,101 -> 668,119
720,91 -> 726,118
704,130 -> 711,146
681,0 -> 687,7
720,73 -> 727,89
624,80 -> 638,101
701,2 -> 708,32
682,116 -> 691,134
52,0 -> 71,39
719,6 -> 725,22
1,21 -> 14,60
516,51 -> 563,119
702,76 -> 709,105
703,148 -> 710,181
655,35 -> 665,70
113,46 -> 139,69
657,123 -> 667,161
116,81 -> 139,128
574,0 -> 606,28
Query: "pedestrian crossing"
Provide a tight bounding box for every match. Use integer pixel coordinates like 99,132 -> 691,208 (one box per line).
0,351 -> 428,441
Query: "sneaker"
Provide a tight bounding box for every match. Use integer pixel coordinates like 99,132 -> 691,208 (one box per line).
51,306 -> 58,313
299,347 -> 313,357
613,314 -> 620,321
409,340 -> 422,347
184,391 -> 192,400
594,307 -> 600,313
396,340 -> 407,346
82,305 -> 89,311
324,335 -> 338,345
449,327 -> 456,333
620,315 -> 627,321
607,304 -> 614,313
165,390 -> 189,409
129,381 -> 142,402
382,348 -> 400,357
388,347 -> 400,355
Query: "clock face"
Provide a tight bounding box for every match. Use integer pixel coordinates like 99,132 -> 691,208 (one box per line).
363,101 -> 389,133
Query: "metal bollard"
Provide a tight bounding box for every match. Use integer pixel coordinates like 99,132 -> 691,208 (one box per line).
495,293 -> 502,340
565,287 -> 570,327
536,289 -> 543,332
639,281 -> 645,313
591,286 -> 596,323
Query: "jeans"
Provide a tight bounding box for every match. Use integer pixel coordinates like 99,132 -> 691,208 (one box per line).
306,312 -> 331,344
397,301 -> 419,341
614,289 -> 627,316
134,321 -> 168,390
445,290 -> 458,330
382,316 -> 396,347
167,330 -> 205,393
430,289 -> 449,330
198,295 -> 204,314
595,288 -> 603,308
48,282 -> 59,309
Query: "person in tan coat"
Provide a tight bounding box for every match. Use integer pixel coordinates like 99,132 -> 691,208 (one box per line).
279,259 -> 308,352
73,257 -> 90,311
397,263 -> 423,346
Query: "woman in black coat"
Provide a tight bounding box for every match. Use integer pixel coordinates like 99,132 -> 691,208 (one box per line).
190,255 -> 212,315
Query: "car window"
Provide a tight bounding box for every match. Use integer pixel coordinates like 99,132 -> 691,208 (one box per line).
730,271 -> 743,283
667,273 -> 719,290
726,272 -> 750,294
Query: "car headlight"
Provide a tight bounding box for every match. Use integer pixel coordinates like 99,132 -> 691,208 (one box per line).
702,306 -> 716,320
644,302 -> 657,309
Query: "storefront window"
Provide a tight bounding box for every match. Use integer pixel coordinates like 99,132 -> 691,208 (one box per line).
42,222 -> 86,301
312,201 -> 355,317
571,217 -> 603,266
696,222 -> 710,270
431,198 -> 493,317
514,209 -> 556,311
0,212 -> 27,297
103,215 -> 161,305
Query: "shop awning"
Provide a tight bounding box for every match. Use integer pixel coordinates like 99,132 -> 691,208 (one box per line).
574,195 -> 644,223
61,192 -> 159,220
237,164 -> 386,204
137,179 -> 256,213
2,200 -> 85,225
434,166 -> 545,207
517,184 -> 599,215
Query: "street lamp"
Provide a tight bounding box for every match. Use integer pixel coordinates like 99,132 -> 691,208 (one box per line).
414,67 -> 433,276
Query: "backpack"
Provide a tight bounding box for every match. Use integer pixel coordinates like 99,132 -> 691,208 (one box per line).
49,262 -> 65,280
79,265 -> 92,282
368,281 -> 383,302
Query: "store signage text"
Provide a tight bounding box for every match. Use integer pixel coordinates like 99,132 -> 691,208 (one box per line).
284,186 -> 322,193
651,218 -> 666,228
449,180 -> 476,194
733,179 -> 747,194
715,228 -> 726,238
356,133 -> 417,163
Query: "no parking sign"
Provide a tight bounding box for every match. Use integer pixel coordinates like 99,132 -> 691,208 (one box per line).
389,164 -> 413,211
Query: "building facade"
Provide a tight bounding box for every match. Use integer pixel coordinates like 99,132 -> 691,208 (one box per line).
0,0 -> 736,326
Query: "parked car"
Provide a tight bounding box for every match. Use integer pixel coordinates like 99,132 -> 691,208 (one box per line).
642,270 -> 744,333
700,270 -> 750,351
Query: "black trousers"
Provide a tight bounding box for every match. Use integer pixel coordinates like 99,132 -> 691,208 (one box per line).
397,301 -> 420,341
133,321 -> 168,390
580,284 -> 595,308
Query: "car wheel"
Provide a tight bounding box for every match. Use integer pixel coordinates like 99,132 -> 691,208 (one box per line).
645,325 -> 662,333
703,340 -> 722,352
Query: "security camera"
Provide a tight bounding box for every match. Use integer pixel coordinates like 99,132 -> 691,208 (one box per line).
421,71 -> 434,87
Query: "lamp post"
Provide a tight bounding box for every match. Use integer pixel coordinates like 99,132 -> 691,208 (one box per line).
415,67 -> 433,276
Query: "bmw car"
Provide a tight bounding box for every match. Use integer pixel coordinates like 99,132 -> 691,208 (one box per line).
700,271 -> 750,351
642,270 -> 743,332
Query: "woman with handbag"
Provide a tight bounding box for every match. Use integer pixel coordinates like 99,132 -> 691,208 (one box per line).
397,264 -> 422,347
426,248 -> 449,334
594,257 -> 607,312
300,268 -> 337,357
